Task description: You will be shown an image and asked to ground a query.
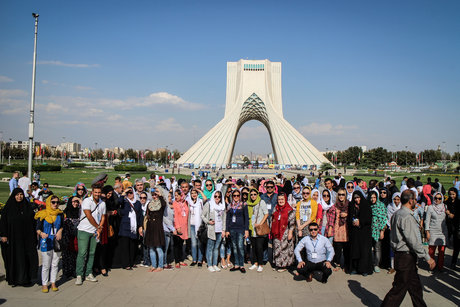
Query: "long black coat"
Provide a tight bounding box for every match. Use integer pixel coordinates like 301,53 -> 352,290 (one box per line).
144,198 -> 166,248
348,193 -> 373,275
0,188 -> 38,286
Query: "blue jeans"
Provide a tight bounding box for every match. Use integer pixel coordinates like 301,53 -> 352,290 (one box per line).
206,234 -> 222,266
143,244 -> 151,266
164,232 -> 173,265
230,230 -> 244,267
149,246 -> 164,268
220,237 -> 232,258
190,225 -> 202,262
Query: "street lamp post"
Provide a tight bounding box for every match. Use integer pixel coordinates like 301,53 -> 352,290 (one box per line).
27,13 -> 39,179
8,138 -> 12,165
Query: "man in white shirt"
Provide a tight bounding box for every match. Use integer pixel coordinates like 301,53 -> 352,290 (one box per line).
18,171 -> 31,199
75,184 -> 106,285
294,222 -> 335,283
30,182 -> 42,201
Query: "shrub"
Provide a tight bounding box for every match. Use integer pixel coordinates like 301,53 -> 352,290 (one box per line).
114,164 -> 147,172
3,164 -> 61,173
3,165 -> 27,173
67,163 -> 87,168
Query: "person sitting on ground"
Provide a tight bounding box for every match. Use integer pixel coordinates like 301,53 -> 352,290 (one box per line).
294,222 -> 334,284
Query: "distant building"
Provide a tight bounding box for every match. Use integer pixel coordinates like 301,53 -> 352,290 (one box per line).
9,140 -> 41,150
59,142 -> 81,154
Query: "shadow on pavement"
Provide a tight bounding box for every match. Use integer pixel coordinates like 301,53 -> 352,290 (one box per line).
419,267 -> 460,306
347,280 -> 382,307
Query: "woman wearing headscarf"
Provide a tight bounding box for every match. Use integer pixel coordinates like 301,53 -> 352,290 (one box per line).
103,185 -> 122,270
35,195 -> 64,292
368,191 -> 387,273
271,192 -> 295,272
425,192 -> 448,271
288,182 -> 303,209
72,182 -> 88,200
348,191 -> 373,276
144,187 -> 167,272
386,192 -> 401,274
446,188 -> 459,268
326,187 -> 349,272
187,189 -> 206,267
225,189 -> 249,273
247,188 -> 269,272
201,191 -> 226,272
118,187 -> 143,270
172,189 -> 189,268
319,189 -> 334,237
311,189 -> 322,233
345,181 -> 355,202
296,187 -> 318,240
0,188 -> 38,286
203,179 -> 215,201
62,196 -> 81,278
379,187 -> 391,207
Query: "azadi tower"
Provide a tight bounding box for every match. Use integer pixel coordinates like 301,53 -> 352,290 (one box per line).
176,59 -> 329,168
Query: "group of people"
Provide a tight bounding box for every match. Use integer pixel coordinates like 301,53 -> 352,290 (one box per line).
1,171 -> 459,299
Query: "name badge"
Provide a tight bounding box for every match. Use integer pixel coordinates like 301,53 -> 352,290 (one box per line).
182,212 -> 186,217
278,214 -> 281,221
267,204 -> 272,210
232,215 -> 236,223
302,215 -> 308,222
312,252 -> 318,259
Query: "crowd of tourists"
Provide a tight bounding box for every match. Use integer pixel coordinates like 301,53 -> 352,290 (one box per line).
1,171 -> 459,295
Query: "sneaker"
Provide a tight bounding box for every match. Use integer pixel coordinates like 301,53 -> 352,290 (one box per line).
75,276 -> 83,285
197,262 -> 203,267
86,274 -> 98,282
213,265 -> 221,272
208,266 -> 216,272
249,264 -> 258,270
139,263 -> 149,268
374,266 -> 380,273
257,266 -> 264,272
190,262 -> 197,267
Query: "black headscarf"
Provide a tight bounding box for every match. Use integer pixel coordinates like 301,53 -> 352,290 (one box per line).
64,196 -> 81,219
5,188 -> 28,211
102,185 -> 118,211
283,180 -> 293,196
378,187 -> 390,206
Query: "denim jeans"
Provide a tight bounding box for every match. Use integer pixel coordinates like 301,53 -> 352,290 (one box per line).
230,230 -> 244,267
220,237 -> 232,259
164,232 -> 174,265
373,239 -> 382,267
206,234 -> 222,266
149,246 -> 164,268
190,225 -> 202,262
143,244 -> 151,266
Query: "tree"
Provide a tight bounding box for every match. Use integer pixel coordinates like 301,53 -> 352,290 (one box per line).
94,149 -> 104,160
125,148 -> 137,161
421,149 -> 442,165
319,162 -> 334,171
242,156 -> 251,166
145,151 -> 154,162
342,146 -> 363,165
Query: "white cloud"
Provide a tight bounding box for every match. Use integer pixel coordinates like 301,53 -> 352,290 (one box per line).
299,122 -> 358,136
107,114 -> 121,121
38,60 -> 100,68
0,89 -> 28,98
129,92 -> 204,110
154,118 -> 185,132
238,124 -> 268,140
74,85 -> 94,91
44,103 -> 66,113
0,76 -> 13,82
2,107 -> 27,115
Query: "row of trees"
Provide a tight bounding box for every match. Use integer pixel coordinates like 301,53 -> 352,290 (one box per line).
324,146 -> 460,168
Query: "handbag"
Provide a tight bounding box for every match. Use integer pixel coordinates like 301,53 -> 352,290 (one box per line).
52,224 -> 62,252
254,204 -> 270,236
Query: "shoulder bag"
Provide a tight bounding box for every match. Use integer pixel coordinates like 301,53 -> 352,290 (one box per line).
255,204 -> 270,236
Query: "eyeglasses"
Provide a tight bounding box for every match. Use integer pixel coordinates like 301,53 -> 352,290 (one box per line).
140,197 -> 147,199
250,193 -> 258,196
51,201 -> 59,204
309,228 -> 318,231
338,193 -> 346,196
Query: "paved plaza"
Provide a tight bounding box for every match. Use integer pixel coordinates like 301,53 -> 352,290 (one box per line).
0,249 -> 458,307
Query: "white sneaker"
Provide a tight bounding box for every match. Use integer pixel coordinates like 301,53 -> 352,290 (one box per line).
139,263 -> 148,267
86,274 -> 98,282
75,275 -> 83,285
249,264 -> 258,270
257,266 -> 264,272
213,265 -> 221,272
208,266 -> 216,272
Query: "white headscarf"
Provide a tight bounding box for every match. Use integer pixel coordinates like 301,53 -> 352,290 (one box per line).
432,192 -> 446,215
386,192 -> 401,227
209,191 -> 225,212
345,181 -> 354,201
126,188 -> 138,234
320,189 -> 334,211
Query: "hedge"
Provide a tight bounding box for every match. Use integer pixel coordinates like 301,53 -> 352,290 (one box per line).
3,164 -> 61,173
67,163 -> 87,168
114,164 -> 147,172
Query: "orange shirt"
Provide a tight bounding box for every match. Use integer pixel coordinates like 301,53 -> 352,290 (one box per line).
173,200 -> 189,240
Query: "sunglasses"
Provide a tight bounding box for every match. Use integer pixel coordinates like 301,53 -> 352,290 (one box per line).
347,186 -> 354,189
338,193 -> 346,196
309,228 -> 318,231
322,194 -> 330,197
126,191 -> 133,194
266,186 -> 274,189
72,200 -> 79,203
294,187 -> 300,189
51,201 -> 59,204
233,194 -> 240,197
302,192 -> 310,195
435,197 -> 442,200
77,188 -> 85,191
140,197 -> 147,199
250,193 -> 258,196
214,195 -> 221,199
242,192 -> 248,195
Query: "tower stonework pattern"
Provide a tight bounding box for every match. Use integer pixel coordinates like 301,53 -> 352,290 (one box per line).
177,59 -> 329,168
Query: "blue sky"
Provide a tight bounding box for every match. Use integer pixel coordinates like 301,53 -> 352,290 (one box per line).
1,0 -> 459,155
